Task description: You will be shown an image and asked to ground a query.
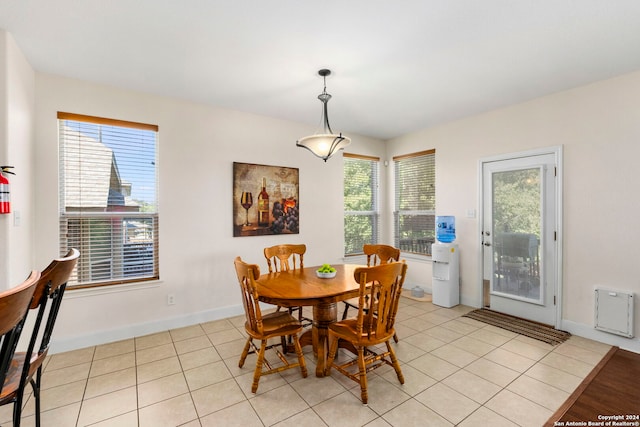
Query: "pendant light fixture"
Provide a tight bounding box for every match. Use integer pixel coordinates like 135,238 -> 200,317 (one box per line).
296,69 -> 351,162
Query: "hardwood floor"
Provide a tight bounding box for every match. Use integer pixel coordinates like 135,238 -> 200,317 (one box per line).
546,346 -> 640,426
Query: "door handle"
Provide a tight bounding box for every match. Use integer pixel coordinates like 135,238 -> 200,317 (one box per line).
484,242 -> 491,247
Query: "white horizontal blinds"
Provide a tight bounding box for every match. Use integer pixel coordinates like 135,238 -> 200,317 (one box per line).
393,149 -> 436,256
344,153 -> 380,255
58,112 -> 159,288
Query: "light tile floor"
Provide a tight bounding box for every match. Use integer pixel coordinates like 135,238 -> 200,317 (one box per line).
0,298 -> 612,427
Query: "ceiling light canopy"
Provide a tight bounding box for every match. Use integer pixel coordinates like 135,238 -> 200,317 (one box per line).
296,69 -> 351,162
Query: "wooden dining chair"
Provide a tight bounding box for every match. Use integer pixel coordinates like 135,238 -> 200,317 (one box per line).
264,244 -> 306,273
341,245 -> 401,342
0,271 -> 40,427
0,249 -> 79,427
263,244 -> 310,324
234,256 -> 307,393
325,261 -> 407,404
363,244 -> 401,267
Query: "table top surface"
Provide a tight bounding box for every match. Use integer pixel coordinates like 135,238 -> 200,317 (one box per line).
256,264 -> 365,306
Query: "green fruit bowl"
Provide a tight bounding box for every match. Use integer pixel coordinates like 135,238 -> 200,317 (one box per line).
316,271 -> 337,279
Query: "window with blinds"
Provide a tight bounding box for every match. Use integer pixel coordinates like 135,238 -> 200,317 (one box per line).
393,149 -> 436,256
344,154 -> 380,255
58,112 -> 159,288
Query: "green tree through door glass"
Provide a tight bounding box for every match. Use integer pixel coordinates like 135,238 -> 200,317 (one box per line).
492,168 -> 542,302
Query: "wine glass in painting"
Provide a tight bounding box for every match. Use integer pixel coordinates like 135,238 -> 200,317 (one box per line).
240,191 -> 253,226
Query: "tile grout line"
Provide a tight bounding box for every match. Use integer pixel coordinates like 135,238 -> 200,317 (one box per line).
21,302 -> 613,427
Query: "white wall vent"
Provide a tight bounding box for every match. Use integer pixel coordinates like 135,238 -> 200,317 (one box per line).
594,288 -> 634,338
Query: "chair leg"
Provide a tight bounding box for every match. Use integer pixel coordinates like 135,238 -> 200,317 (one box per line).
32,367 -> 43,427
386,340 -> 404,384
341,303 -> 349,320
283,307 -> 304,351
356,346 -> 368,404
324,335 -> 340,376
292,334 -> 308,378
13,393 -> 23,427
238,338 -> 252,368
393,332 -> 399,343
251,340 -> 267,393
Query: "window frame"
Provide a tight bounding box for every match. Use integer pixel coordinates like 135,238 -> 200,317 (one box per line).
343,153 -> 380,256
58,112 -> 160,289
393,149 -> 436,257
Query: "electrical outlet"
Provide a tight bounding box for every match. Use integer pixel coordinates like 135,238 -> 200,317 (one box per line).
167,294 -> 175,305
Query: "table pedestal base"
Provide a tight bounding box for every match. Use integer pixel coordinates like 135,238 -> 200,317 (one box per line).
298,301 -> 335,376
298,301 -> 358,377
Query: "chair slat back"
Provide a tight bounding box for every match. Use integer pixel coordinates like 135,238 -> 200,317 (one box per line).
29,248 -> 80,359
363,244 -> 400,267
0,271 -> 39,393
353,262 -> 407,339
264,244 -> 306,273
234,257 -> 263,334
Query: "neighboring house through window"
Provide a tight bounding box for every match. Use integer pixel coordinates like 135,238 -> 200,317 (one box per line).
344,153 -> 380,255
58,112 -> 159,288
393,149 -> 435,256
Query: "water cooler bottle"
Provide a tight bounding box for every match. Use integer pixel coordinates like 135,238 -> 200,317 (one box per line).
432,216 -> 460,307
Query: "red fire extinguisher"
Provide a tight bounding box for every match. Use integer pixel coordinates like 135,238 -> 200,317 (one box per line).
0,166 -> 15,214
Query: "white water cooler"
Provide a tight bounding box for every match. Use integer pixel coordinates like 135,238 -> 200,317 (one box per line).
432,243 -> 460,307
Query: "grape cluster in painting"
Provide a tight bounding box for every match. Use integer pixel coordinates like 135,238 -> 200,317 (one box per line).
270,199 -> 299,234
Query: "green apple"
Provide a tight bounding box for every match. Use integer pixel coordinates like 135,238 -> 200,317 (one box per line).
318,264 -> 335,273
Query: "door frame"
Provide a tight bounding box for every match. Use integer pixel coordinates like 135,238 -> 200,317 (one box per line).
477,145 -> 563,329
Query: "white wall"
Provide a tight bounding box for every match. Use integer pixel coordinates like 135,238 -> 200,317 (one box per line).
0,31 -> 8,288
0,30 -> 35,289
34,73 -> 386,352
7,35 -> 639,353
388,71 -> 640,352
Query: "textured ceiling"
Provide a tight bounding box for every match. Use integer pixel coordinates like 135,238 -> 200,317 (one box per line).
2,1 -> 640,140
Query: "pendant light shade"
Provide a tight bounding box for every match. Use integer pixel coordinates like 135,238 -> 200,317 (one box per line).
296,69 -> 351,162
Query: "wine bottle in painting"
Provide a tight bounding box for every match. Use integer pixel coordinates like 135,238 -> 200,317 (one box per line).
258,177 -> 269,226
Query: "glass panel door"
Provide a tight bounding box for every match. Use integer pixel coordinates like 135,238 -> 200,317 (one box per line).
482,153 -> 557,326
492,167 -> 542,304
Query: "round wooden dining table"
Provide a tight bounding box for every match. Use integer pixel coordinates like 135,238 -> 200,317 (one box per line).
255,264 -> 363,377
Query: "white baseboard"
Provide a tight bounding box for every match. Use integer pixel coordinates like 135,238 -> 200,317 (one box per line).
403,281 -> 432,294
50,300 -> 640,356
50,304 -> 246,354
460,296 -> 477,308
560,319 -> 640,353
442,292 -> 640,354
454,303 -> 640,353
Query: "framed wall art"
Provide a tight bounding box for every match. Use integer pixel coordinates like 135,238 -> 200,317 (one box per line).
233,162 -> 299,237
